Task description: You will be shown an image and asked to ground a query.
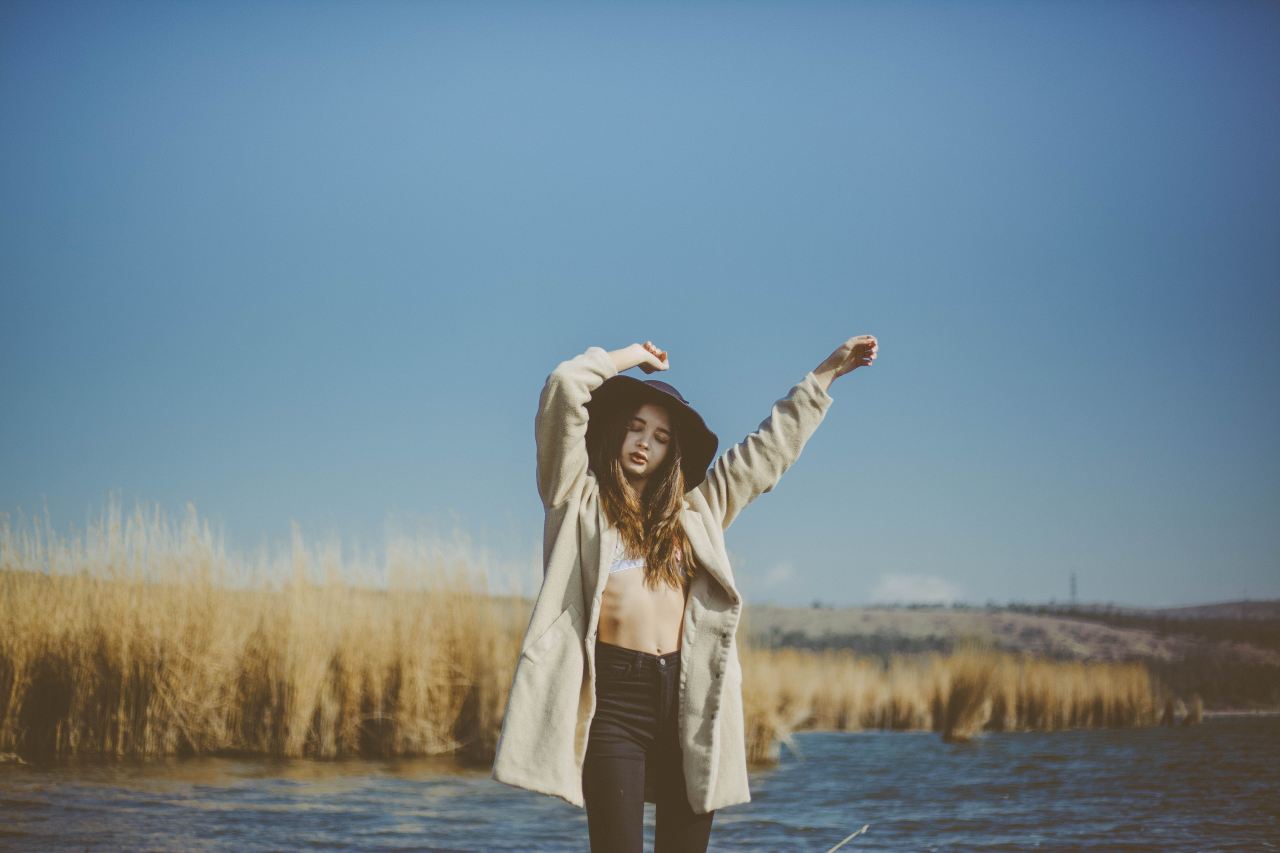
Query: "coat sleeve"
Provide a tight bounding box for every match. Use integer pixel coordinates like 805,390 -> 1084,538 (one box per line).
535,345 -> 620,509
695,369 -> 835,531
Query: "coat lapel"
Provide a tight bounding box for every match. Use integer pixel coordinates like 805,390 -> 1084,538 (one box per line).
680,505 -> 741,605
586,521 -> 617,607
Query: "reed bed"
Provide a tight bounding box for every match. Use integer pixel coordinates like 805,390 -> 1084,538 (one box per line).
1,499 -> 1172,767
737,633 -> 1165,761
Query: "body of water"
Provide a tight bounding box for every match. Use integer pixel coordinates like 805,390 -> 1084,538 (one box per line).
2,715 -> 1276,851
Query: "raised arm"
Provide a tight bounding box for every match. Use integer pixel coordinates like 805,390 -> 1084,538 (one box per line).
696,334 -> 878,530
535,342 -> 669,509
695,370 -> 834,530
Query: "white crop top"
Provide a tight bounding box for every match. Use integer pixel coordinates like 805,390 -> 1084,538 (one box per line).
608,539 -> 685,575
609,538 -> 645,575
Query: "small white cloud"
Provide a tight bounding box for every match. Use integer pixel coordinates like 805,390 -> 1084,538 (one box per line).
762,561 -> 795,587
734,552 -> 794,590
870,573 -> 963,605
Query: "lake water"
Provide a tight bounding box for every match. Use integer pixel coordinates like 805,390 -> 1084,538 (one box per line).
2,715 -> 1276,851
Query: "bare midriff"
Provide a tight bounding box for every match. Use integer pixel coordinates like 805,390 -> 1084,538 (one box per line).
597,565 -> 690,656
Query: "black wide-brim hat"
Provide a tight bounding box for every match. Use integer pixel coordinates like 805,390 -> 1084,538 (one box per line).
585,375 -> 719,492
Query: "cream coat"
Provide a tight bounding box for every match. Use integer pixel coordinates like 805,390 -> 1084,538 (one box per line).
490,345 -> 835,814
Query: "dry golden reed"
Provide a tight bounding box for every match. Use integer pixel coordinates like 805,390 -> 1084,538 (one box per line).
1,498 -> 1170,766
737,630 -> 1166,762
0,498 -> 523,763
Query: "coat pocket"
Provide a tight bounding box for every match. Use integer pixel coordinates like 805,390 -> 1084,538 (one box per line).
522,602 -> 580,664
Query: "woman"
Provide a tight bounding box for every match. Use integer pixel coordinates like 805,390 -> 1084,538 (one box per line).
492,336 -> 878,853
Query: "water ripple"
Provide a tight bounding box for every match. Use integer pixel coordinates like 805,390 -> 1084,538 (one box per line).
0,716 -> 1276,850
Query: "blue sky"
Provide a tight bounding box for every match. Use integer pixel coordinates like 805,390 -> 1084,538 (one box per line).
2,0 -> 1277,607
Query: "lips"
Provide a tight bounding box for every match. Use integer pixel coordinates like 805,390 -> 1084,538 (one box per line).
630,453 -> 647,464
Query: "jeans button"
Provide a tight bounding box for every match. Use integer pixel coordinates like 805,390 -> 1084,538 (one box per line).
658,658 -> 666,667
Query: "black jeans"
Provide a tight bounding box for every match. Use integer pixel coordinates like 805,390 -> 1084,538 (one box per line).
583,639 -> 716,853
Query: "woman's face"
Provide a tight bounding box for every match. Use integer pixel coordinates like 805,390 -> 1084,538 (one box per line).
620,402 -> 672,484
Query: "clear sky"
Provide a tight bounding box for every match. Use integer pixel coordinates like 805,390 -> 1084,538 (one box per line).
3,0 -> 1277,608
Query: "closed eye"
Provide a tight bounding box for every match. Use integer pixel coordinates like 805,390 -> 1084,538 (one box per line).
629,422 -> 669,443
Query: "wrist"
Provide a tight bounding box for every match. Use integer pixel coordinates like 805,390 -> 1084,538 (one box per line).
608,344 -> 643,373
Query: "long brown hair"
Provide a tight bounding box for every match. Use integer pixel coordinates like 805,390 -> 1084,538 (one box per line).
587,399 -> 695,592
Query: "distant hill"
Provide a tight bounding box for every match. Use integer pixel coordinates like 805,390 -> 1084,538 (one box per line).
1138,600 -> 1279,621
737,600 -> 1280,710
1014,599 -> 1280,623
999,600 -> 1280,653
1008,596 -> 1280,625
739,602 -> 1278,662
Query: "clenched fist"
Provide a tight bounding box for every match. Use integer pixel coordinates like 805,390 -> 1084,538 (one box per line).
813,335 -> 878,389
637,341 -> 669,374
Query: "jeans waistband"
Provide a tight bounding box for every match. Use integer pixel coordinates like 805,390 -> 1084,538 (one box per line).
595,638 -> 681,670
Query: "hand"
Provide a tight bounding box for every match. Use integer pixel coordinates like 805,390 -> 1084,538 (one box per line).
636,340 -> 669,374
814,335 -> 878,387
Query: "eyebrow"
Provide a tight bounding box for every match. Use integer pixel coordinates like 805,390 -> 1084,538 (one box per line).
629,416 -> 671,435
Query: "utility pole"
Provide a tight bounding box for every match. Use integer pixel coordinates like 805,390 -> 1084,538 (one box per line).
1070,571 -> 1078,608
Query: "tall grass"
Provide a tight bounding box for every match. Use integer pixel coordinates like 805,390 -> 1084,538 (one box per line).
0,499 -> 521,762
1,498 -> 1173,766
736,627 -> 1166,759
